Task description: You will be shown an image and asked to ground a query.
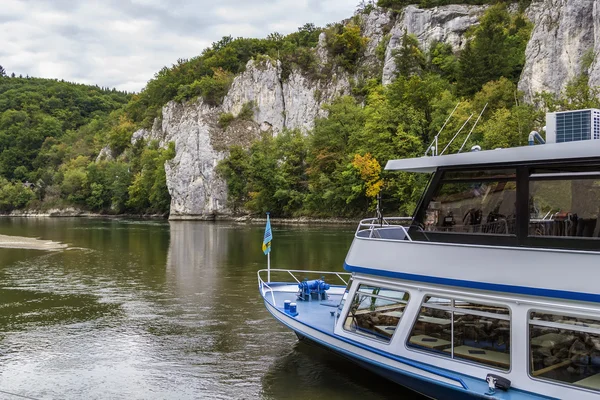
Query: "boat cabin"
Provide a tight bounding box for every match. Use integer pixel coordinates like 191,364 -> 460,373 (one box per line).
339,139 -> 600,397
386,139 -> 600,251
260,139 -> 600,399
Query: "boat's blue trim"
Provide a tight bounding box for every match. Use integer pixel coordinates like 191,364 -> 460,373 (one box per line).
262,300 -> 469,393
344,263 -> 600,304
263,298 -> 550,399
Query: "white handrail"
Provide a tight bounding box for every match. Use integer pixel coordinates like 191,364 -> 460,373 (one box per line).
257,269 -> 352,307
356,217 -> 414,241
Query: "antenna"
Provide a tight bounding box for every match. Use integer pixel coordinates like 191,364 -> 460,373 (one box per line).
425,102 -> 459,156
458,103 -> 488,153
440,114 -> 474,156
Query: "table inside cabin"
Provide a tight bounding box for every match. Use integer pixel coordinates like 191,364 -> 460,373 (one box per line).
576,373 -> 600,390
374,325 -> 397,337
446,345 -> 510,369
409,334 -> 451,350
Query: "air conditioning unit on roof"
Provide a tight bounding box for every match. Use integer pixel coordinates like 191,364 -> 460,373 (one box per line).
545,109 -> 600,143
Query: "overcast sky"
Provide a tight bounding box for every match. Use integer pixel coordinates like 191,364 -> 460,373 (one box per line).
1,0 -> 359,92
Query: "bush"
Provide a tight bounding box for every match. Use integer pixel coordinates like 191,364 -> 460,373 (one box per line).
218,113 -> 235,129
0,178 -> 35,211
174,68 -> 234,106
325,23 -> 369,72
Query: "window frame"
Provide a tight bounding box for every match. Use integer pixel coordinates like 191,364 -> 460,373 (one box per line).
410,166 -> 521,247
405,294 -> 512,372
527,309 -> 600,393
408,158 -> 600,251
341,284 -> 410,345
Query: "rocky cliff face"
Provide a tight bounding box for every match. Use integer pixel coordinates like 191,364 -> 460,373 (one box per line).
519,0 -> 600,99
133,58 -> 352,217
383,4 -> 486,85
130,0 -> 600,218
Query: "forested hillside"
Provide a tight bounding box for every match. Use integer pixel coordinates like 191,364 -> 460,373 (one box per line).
0,76 -> 174,214
217,3 -> 600,217
1,1 -> 599,218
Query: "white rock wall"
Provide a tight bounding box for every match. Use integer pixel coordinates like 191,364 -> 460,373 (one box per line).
222,59 -> 285,132
132,99 -> 229,217
383,4 -> 486,85
518,0 -> 599,99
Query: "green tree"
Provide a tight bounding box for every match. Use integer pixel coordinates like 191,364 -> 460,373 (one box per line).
216,145 -> 250,213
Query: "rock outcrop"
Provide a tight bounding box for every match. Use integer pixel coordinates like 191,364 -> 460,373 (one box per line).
222,60 -> 285,132
133,99 -> 253,218
133,58 -> 351,217
383,4 -> 486,85
519,0 -> 600,99
126,1 -> 600,219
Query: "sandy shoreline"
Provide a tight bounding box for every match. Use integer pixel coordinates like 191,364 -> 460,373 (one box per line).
0,234 -> 68,250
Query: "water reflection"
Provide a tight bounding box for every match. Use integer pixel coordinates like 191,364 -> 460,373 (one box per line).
0,219 -> 420,399
262,342 -> 401,400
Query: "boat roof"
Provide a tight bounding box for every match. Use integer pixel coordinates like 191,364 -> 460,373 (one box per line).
384,140 -> 600,173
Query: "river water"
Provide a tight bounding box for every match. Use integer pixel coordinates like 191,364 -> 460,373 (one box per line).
0,218 -> 419,400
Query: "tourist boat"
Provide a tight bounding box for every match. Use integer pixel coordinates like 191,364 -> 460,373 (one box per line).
258,138 -> 600,399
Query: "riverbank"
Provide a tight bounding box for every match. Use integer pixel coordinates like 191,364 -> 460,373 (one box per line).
1,208 -> 167,219
1,209 -> 363,225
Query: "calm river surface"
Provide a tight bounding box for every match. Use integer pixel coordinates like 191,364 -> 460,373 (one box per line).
0,218 -> 420,400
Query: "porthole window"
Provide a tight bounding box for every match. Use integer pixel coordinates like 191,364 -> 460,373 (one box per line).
530,311 -> 600,391
343,284 -> 409,343
407,296 -> 510,370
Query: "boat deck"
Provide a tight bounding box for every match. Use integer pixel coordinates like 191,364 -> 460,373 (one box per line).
259,275 -> 556,400
260,283 -> 345,335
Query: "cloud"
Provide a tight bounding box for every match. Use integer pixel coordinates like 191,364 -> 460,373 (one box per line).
0,0 -> 359,92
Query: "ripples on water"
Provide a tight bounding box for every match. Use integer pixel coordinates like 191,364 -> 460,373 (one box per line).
0,218 -> 419,399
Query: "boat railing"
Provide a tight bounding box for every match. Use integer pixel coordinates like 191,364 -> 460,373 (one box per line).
356,217 -> 414,242
257,269 -> 352,307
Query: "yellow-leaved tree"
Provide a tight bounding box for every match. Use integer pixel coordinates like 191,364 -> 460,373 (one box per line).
351,153 -> 384,200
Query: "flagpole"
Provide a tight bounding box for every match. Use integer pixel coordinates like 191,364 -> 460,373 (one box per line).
267,212 -> 271,283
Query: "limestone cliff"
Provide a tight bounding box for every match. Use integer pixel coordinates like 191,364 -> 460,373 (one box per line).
128,0 -> 600,219
383,4 -> 486,85
519,0 -> 600,99
133,58 -> 352,218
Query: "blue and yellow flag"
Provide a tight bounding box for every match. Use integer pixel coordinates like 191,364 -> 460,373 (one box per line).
262,213 -> 272,255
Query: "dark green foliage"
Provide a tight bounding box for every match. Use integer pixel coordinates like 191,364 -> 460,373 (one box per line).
325,23 -> 369,72
0,77 -> 129,184
428,41 -> 458,81
0,177 -> 35,211
216,145 -> 250,212
127,141 -> 175,214
457,4 -> 532,96
218,113 -> 235,130
393,32 -> 426,77
173,68 -> 234,106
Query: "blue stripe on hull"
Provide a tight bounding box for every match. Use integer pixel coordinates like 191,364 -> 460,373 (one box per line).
344,263 -> 600,304
263,300 -> 550,400
264,304 -> 473,398
300,335 -> 480,400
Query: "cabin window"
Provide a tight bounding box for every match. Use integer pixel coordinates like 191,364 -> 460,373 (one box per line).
408,296 -> 511,370
529,172 -> 600,239
423,169 -> 517,235
343,284 -> 409,343
336,277 -> 354,324
529,311 -> 600,391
